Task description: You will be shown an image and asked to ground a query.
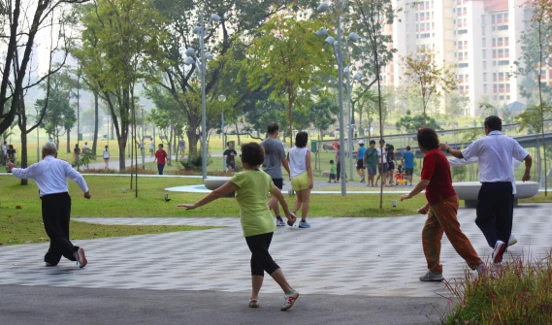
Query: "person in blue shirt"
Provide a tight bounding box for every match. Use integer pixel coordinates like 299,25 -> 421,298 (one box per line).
356,140 -> 366,183
401,146 -> 415,186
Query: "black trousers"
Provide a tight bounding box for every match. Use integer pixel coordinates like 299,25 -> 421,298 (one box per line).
336,164 -> 341,181
245,232 -> 280,276
476,182 -> 514,248
41,193 -> 78,265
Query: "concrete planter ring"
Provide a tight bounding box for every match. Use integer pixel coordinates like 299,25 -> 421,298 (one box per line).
204,176 -> 234,198
453,181 -> 539,208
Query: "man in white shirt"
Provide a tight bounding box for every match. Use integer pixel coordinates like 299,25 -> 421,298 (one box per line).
82,142 -> 90,152
440,116 -> 532,264
375,139 -> 388,187
7,142 -> 92,268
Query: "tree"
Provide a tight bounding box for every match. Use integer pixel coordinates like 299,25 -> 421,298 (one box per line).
35,73 -> 76,145
401,50 -> 457,126
243,13 -> 332,147
0,0 -> 88,136
513,0 -> 552,195
446,92 -> 471,118
73,0 -> 166,173
354,0 -> 399,208
395,110 -> 441,134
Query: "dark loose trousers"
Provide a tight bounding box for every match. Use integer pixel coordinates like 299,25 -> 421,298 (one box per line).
245,232 -> 280,276
476,182 -> 514,248
41,193 -> 78,265
157,164 -> 165,175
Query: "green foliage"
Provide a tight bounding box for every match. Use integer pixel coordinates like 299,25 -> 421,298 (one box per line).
308,93 -> 339,133
395,110 -> 441,133
35,72 -> 77,144
401,51 -> 457,124
442,256 -> 552,325
516,104 -> 552,134
242,12 -> 333,145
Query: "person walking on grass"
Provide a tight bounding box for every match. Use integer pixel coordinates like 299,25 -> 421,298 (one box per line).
261,123 -> 291,227
178,142 -> 299,311
289,132 -> 313,229
154,144 -> 168,175
386,144 -> 396,186
223,141 -> 238,172
440,116 -> 532,265
7,142 -> 91,268
401,146 -> 415,186
363,140 -> 378,187
356,140 -> 366,183
103,146 -> 110,169
401,127 -> 484,282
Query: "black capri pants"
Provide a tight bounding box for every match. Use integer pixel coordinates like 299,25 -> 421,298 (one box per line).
245,232 -> 280,276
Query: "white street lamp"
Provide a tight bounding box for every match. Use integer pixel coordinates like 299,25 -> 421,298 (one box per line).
218,94 -> 226,172
345,31 -> 361,181
183,8 -> 222,180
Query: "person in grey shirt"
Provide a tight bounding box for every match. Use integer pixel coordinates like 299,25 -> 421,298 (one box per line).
261,123 -> 291,227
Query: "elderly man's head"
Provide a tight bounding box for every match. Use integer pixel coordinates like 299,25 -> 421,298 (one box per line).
42,142 -> 58,158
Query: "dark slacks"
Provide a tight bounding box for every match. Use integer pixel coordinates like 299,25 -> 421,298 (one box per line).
476,182 -> 514,248
41,193 -> 78,265
157,164 -> 165,175
336,164 -> 341,181
245,232 -> 280,276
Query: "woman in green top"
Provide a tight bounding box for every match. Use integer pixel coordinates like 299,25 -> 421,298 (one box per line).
179,142 -> 299,311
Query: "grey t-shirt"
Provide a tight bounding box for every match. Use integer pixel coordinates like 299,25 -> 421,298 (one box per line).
261,137 -> 285,179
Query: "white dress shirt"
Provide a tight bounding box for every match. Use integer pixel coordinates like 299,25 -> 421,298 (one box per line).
448,156 -> 522,194
11,156 -> 89,197
461,131 -> 528,183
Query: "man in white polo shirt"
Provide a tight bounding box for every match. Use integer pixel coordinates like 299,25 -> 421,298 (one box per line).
7,142 -> 92,268
440,116 -> 532,264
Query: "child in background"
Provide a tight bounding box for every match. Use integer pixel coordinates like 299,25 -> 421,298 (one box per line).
178,142 -> 299,311
329,160 -> 337,183
395,164 -> 404,186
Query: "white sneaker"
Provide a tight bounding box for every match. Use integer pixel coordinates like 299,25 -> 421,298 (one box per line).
508,235 -> 518,247
75,248 -> 87,268
281,290 -> 299,311
492,240 -> 506,264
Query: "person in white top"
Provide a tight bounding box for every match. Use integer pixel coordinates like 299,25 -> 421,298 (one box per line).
288,132 -> 313,228
375,139 -> 388,187
103,145 -> 110,169
7,142 -> 92,268
440,116 -> 532,264
2,141 -> 7,163
82,142 -> 90,152
150,141 -> 155,157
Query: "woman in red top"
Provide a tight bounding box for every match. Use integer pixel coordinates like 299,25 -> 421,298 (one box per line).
153,144 -> 168,175
401,127 -> 483,282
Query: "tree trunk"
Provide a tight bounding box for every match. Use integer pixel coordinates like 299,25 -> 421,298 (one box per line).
92,91 -> 99,155
118,135 -> 127,171
235,122 -> 241,145
66,130 -> 71,153
186,127 -> 199,159
19,114 -> 28,185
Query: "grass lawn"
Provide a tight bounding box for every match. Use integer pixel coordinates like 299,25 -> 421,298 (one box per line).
519,193 -> 552,204
0,175 -> 427,245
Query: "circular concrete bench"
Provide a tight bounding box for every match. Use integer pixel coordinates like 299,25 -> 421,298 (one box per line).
453,181 -> 539,208
204,176 -> 234,197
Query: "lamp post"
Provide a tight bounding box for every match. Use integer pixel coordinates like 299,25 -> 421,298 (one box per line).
184,9 -> 221,180
343,32 -> 361,181
218,94 -> 226,172
315,1 -> 358,195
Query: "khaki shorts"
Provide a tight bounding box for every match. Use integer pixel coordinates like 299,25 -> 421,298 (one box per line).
291,172 -> 310,191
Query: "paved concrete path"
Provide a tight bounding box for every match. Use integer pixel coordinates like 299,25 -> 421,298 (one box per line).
1,205 -> 551,299
1,285 -> 446,325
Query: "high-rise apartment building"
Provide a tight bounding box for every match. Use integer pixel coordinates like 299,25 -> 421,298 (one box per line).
382,0 -> 551,116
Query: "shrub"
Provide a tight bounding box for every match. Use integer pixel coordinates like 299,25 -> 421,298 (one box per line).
442,253 -> 552,325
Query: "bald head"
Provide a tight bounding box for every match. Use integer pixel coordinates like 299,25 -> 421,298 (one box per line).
42,142 -> 58,156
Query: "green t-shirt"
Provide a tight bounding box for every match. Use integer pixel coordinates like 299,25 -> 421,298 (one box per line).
230,170 -> 276,237
364,148 -> 378,165
330,165 -> 337,174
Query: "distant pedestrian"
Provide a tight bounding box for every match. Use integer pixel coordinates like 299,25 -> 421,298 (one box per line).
261,123 -> 291,227
401,127 -> 484,281
386,144 -> 396,186
103,146 -> 110,169
178,142 -> 299,311
356,140 -> 366,183
363,140 -> 378,187
154,144 -> 168,175
149,141 -> 154,157
73,144 -> 81,167
6,144 -> 16,170
223,142 -> 238,172
336,144 -> 342,182
375,139 -> 388,186
82,142 -> 90,153
289,132 -> 313,228
329,160 -> 337,183
440,116 -> 532,264
1,141 -> 7,165
7,142 -> 91,268
401,146 -> 415,186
